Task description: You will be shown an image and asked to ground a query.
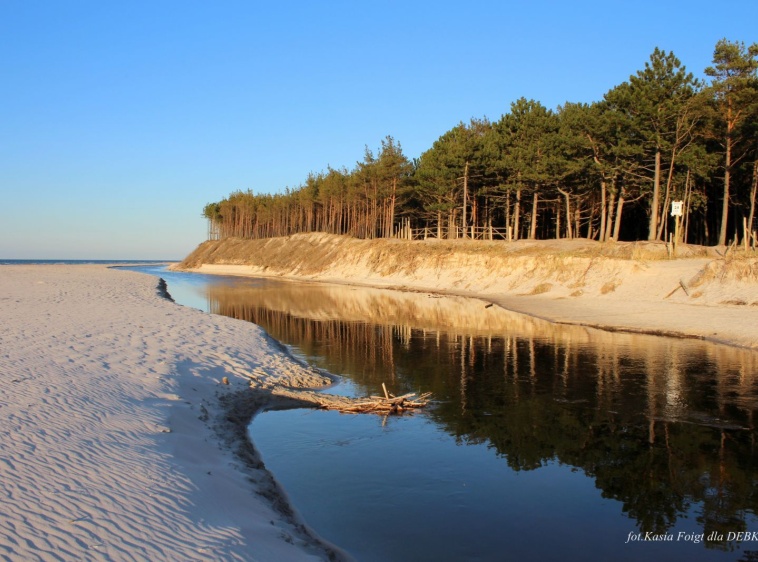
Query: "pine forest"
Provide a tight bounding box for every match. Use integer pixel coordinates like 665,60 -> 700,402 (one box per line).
204,39 -> 758,247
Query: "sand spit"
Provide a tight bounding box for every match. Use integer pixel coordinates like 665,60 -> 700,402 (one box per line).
0,265 -> 348,562
177,234 -> 758,350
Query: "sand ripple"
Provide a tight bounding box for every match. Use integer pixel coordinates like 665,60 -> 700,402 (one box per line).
0,265 -> 338,561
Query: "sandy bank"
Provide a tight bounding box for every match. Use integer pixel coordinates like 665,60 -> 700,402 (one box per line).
0,265 -> 347,561
177,234 -> 758,350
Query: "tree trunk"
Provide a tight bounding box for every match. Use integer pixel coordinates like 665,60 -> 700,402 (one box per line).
529,191 -> 539,240
388,177 -> 397,238
719,104 -> 733,246
471,196 -> 477,236
599,180 -> 607,242
462,161 -> 469,238
747,161 -> 757,243
613,187 -> 625,241
513,188 -> 521,241
683,170 -> 692,244
656,145 -> 679,241
604,189 -> 615,242
557,188 -> 572,239
649,149 -> 661,240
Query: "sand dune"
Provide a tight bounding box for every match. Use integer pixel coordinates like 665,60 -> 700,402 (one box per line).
0,265 -> 344,561
179,234 -> 758,349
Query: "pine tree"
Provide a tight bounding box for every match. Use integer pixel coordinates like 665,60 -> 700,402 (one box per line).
705,39 -> 758,246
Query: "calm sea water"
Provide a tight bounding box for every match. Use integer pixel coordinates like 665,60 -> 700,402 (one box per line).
129,265 -> 758,562
0,259 -> 172,265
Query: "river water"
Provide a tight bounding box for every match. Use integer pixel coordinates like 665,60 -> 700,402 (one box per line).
127,265 -> 758,562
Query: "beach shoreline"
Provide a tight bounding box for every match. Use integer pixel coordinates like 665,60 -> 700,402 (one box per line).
3,249 -> 757,560
172,234 -> 758,350
0,264 -> 349,561
181,260 -> 758,351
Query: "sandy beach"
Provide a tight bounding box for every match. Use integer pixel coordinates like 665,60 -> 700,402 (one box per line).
0,265 -> 346,561
3,249 -> 758,560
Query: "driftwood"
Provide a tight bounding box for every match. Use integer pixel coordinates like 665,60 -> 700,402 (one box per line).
311,382 -> 432,414
664,278 -> 691,299
322,391 -> 433,414
271,384 -> 432,415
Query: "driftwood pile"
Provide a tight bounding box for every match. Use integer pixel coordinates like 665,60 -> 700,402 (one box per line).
321,383 -> 432,415
272,383 -> 431,415
271,383 -> 432,416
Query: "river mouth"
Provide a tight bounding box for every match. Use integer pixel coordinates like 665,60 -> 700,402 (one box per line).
127,265 -> 758,561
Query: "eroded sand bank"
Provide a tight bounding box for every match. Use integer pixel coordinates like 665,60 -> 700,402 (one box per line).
177,234 -> 758,349
189,258 -> 758,350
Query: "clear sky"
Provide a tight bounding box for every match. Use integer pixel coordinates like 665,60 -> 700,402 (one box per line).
1,0 -> 756,259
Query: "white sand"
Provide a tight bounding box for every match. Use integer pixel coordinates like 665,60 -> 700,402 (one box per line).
0,265 -> 347,561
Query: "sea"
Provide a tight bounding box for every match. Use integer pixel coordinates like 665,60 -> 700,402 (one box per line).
0,259 -> 174,266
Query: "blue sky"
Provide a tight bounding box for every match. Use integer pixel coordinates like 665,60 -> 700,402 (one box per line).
1,1 -> 756,259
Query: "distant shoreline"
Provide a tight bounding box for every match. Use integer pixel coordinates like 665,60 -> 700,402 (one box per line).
0,259 -> 176,265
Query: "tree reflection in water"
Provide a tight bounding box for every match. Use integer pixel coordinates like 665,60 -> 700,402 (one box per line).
208,281 -> 758,547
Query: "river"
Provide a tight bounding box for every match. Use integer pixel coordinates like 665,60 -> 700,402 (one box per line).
126,265 -> 758,561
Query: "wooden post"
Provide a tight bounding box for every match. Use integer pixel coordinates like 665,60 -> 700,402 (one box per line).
462,162 -> 469,239
674,215 -> 680,257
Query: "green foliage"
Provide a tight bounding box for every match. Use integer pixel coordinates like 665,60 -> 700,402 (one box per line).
705,39 -> 758,101
495,98 -> 558,188
415,119 -> 492,215
203,38 -> 758,246
704,39 -> 758,244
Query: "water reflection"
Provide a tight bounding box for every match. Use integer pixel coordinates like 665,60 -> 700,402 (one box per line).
207,281 -> 758,547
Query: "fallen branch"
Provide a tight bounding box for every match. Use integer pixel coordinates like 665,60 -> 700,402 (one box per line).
272,385 -> 432,415
665,278 -> 691,298
317,391 -> 433,414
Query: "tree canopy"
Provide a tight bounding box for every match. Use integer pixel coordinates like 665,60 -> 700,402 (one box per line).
205,39 -> 758,247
